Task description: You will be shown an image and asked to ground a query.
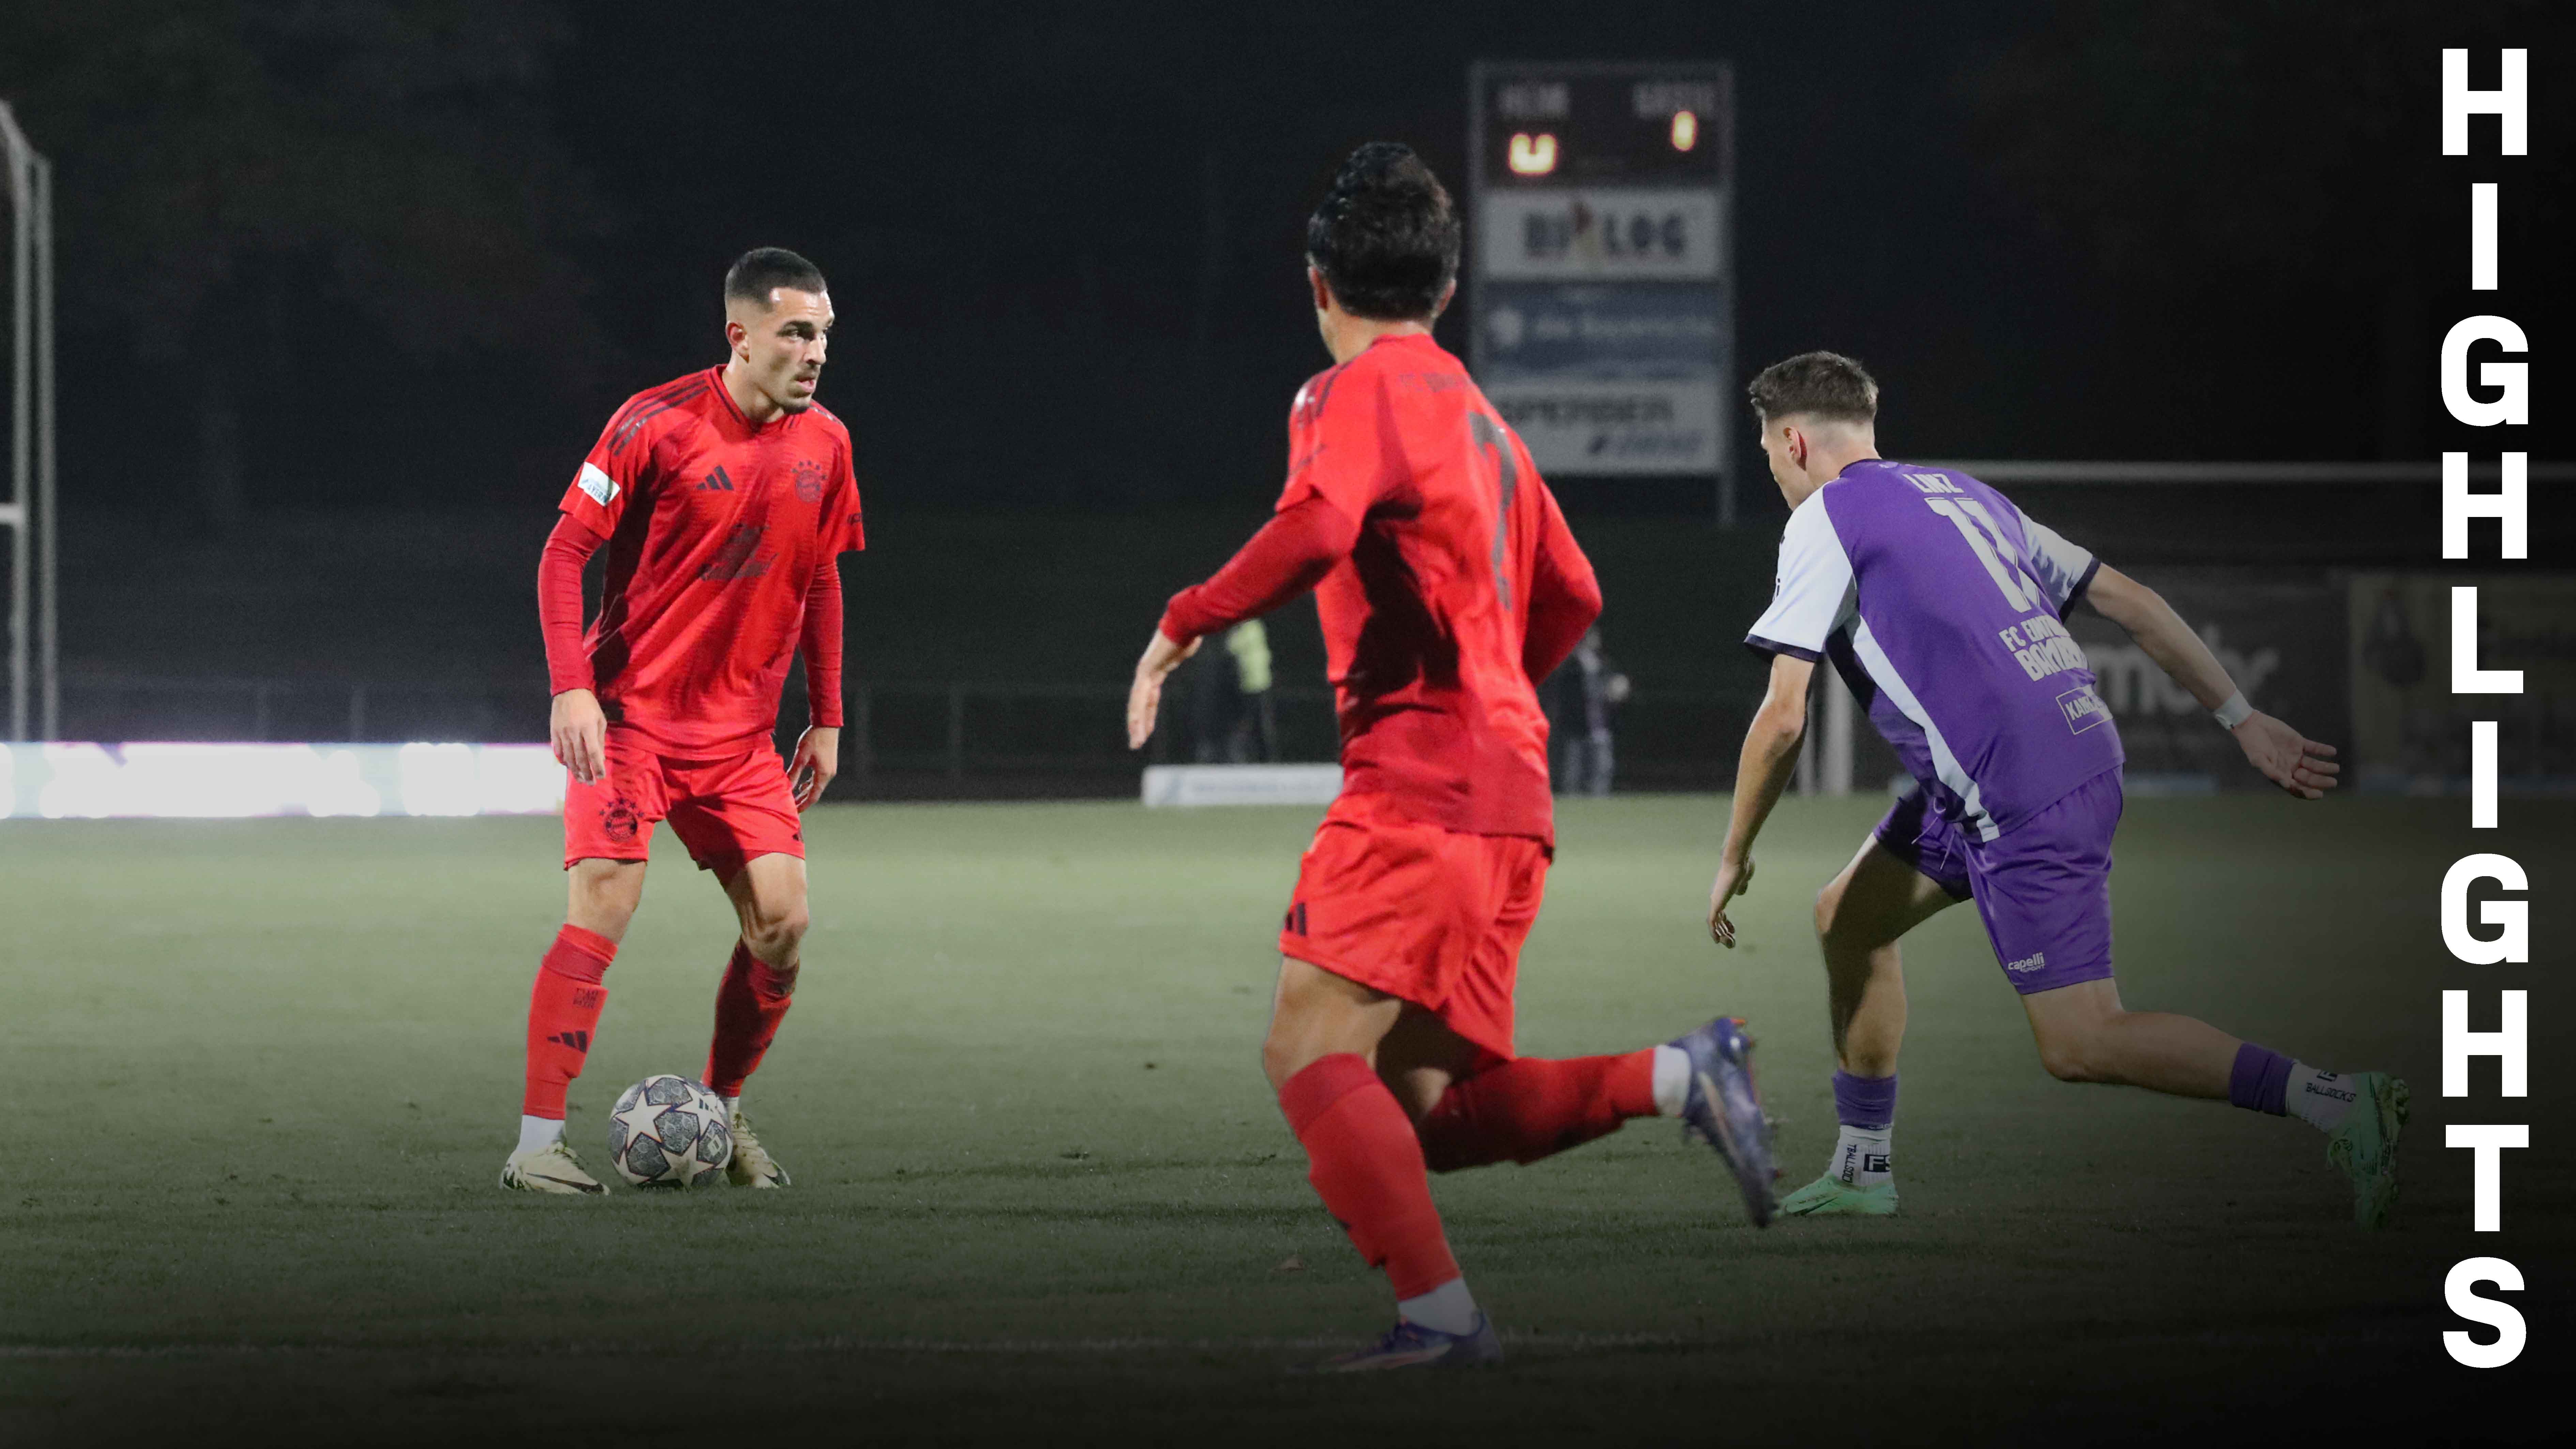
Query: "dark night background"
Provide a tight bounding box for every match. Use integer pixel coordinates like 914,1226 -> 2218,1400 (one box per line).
1,8 -> 2569,1443
0,0 -> 2568,768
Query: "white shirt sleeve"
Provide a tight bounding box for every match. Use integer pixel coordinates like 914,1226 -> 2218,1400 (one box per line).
1745,493 -> 1856,660
2019,516 -> 2100,611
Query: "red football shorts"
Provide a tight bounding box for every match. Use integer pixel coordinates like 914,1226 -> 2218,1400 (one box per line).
562,726 -> 804,879
1277,792 -> 1552,1062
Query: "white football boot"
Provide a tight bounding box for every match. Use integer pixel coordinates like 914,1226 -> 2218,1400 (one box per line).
725,1109 -> 791,1188
499,1140 -> 606,1195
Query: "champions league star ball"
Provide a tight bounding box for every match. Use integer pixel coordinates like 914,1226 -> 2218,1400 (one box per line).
607,1074 -> 733,1188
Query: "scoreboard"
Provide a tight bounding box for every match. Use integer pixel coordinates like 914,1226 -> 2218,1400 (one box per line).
1467,61 -> 1736,518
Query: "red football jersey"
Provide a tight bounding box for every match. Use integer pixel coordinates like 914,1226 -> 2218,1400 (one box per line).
1279,334 -> 1590,841
558,367 -> 865,757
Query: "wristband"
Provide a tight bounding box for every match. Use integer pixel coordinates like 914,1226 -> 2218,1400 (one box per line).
2212,691 -> 2254,730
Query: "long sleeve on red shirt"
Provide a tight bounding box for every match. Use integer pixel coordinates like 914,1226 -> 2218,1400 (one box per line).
802,556 -> 845,728
1159,494 -> 1361,644
539,515 -> 605,695
1520,494 -> 1602,683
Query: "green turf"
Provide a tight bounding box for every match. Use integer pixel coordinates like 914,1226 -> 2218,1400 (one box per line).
3,795 -> 2563,1443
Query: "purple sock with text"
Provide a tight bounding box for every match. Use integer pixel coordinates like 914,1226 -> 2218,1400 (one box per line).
2229,1043 -> 2293,1115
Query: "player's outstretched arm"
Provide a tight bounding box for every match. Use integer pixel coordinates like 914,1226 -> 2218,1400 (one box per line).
1710,653 -> 1815,947
1126,497 -> 1360,750
2084,565 -> 2339,799
1126,629 -> 1202,749
1523,487 -> 1603,682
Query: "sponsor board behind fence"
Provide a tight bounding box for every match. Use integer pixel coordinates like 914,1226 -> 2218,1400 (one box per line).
1140,764 -> 1342,808
2348,572 -> 2576,792
2063,570 -> 2351,789
0,743 -> 565,818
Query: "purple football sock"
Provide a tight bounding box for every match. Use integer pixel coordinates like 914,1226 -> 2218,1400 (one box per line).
2229,1043 -> 2293,1116
1831,1070 -> 1898,1131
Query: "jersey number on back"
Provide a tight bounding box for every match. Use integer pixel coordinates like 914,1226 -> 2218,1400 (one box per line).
1468,413 -> 1519,613
1924,497 -> 2046,613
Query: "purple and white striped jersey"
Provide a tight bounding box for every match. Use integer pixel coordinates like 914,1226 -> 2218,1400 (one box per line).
1746,459 -> 2121,840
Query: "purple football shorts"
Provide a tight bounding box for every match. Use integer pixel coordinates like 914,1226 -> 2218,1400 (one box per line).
1871,768 -> 2123,995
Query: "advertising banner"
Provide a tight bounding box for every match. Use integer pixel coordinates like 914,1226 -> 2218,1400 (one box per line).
2347,572 -> 2576,790
1477,189 -> 1723,281
1481,377 -> 1722,476
2060,570 -> 2349,788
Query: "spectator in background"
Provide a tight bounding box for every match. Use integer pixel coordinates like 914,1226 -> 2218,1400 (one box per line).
1542,626 -> 1628,796
1228,620 -> 1279,763
1191,619 -> 1278,763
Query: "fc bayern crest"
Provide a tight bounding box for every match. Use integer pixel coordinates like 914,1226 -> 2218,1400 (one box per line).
790,458 -> 827,503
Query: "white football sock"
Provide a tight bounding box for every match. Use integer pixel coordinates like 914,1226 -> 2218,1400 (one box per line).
2284,1064 -> 2357,1132
1650,1044 -> 1690,1116
1825,1125 -> 1893,1187
515,1114 -> 565,1156
725,1095 -> 742,1119
1397,1277 -> 1481,1336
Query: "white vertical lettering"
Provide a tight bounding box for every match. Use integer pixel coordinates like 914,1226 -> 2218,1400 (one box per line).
2451,588 -> 2524,694
2470,183 -> 2498,290
2441,854 -> 2529,963
2442,453 -> 2528,560
2442,49 -> 2528,156
2445,1125 -> 2530,1231
2442,990 -> 2529,1097
2440,317 -> 2529,427
2442,1258 -> 2525,1367
2471,721 -> 2499,828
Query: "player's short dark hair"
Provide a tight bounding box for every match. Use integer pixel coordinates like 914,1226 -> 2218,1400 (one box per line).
724,247 -> 827,308
1748,351 -> 1879,425
1305,142 -> 1461,322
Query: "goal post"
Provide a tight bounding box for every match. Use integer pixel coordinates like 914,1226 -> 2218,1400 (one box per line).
1,100 -> 57,743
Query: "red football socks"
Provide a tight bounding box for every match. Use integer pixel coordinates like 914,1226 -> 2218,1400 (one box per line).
705,941 -> 797,1099
1279,1053 -> 1461,1300
1416,1049 -> 1658,1173
521,925 -> 617,1119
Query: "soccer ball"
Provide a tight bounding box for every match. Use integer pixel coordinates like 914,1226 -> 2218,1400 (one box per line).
606,1074 -> 733,1188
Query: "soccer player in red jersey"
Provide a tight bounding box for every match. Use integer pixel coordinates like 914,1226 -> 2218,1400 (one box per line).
499,248 -> 864,1195
1126,146 -> 1778,1370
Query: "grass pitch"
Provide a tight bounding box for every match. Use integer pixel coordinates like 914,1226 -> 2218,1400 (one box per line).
3,794 -> 2563,1443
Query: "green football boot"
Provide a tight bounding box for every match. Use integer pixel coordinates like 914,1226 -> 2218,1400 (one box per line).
1777,1173 -> 1899,1217
2324,1071 -> 2408,1230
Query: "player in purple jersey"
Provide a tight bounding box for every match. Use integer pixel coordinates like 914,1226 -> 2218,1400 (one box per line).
1704,352 -> 2406,1227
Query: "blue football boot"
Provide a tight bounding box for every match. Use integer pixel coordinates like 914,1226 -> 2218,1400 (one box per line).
1301,1315 -> 1505,1373
1672,1016 -> 1777,1227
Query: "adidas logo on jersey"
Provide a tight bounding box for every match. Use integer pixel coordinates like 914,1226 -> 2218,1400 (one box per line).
698,465 -> 736,492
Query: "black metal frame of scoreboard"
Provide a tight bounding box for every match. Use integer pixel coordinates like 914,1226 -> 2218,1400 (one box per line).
1467,60 -> 1737,524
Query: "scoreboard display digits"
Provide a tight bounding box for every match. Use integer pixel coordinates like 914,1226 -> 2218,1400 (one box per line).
1469,61 -> 1736,513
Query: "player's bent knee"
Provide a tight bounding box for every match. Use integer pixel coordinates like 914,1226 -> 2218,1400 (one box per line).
1813,881 -> 1844,939
2036,1037 -> 2104,1084
744,905 -> 809,960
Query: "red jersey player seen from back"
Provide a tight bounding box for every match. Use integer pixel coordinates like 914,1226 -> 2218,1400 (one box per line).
1125,143 -> 1778,1373
500,247 -> 863,1197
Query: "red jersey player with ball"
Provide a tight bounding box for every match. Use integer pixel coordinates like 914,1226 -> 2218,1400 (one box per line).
1127,146 -> 1778,1370
500,248 -> 863,1195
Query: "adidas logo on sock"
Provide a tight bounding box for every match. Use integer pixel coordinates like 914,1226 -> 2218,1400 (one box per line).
548,1031 -> 591,1054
